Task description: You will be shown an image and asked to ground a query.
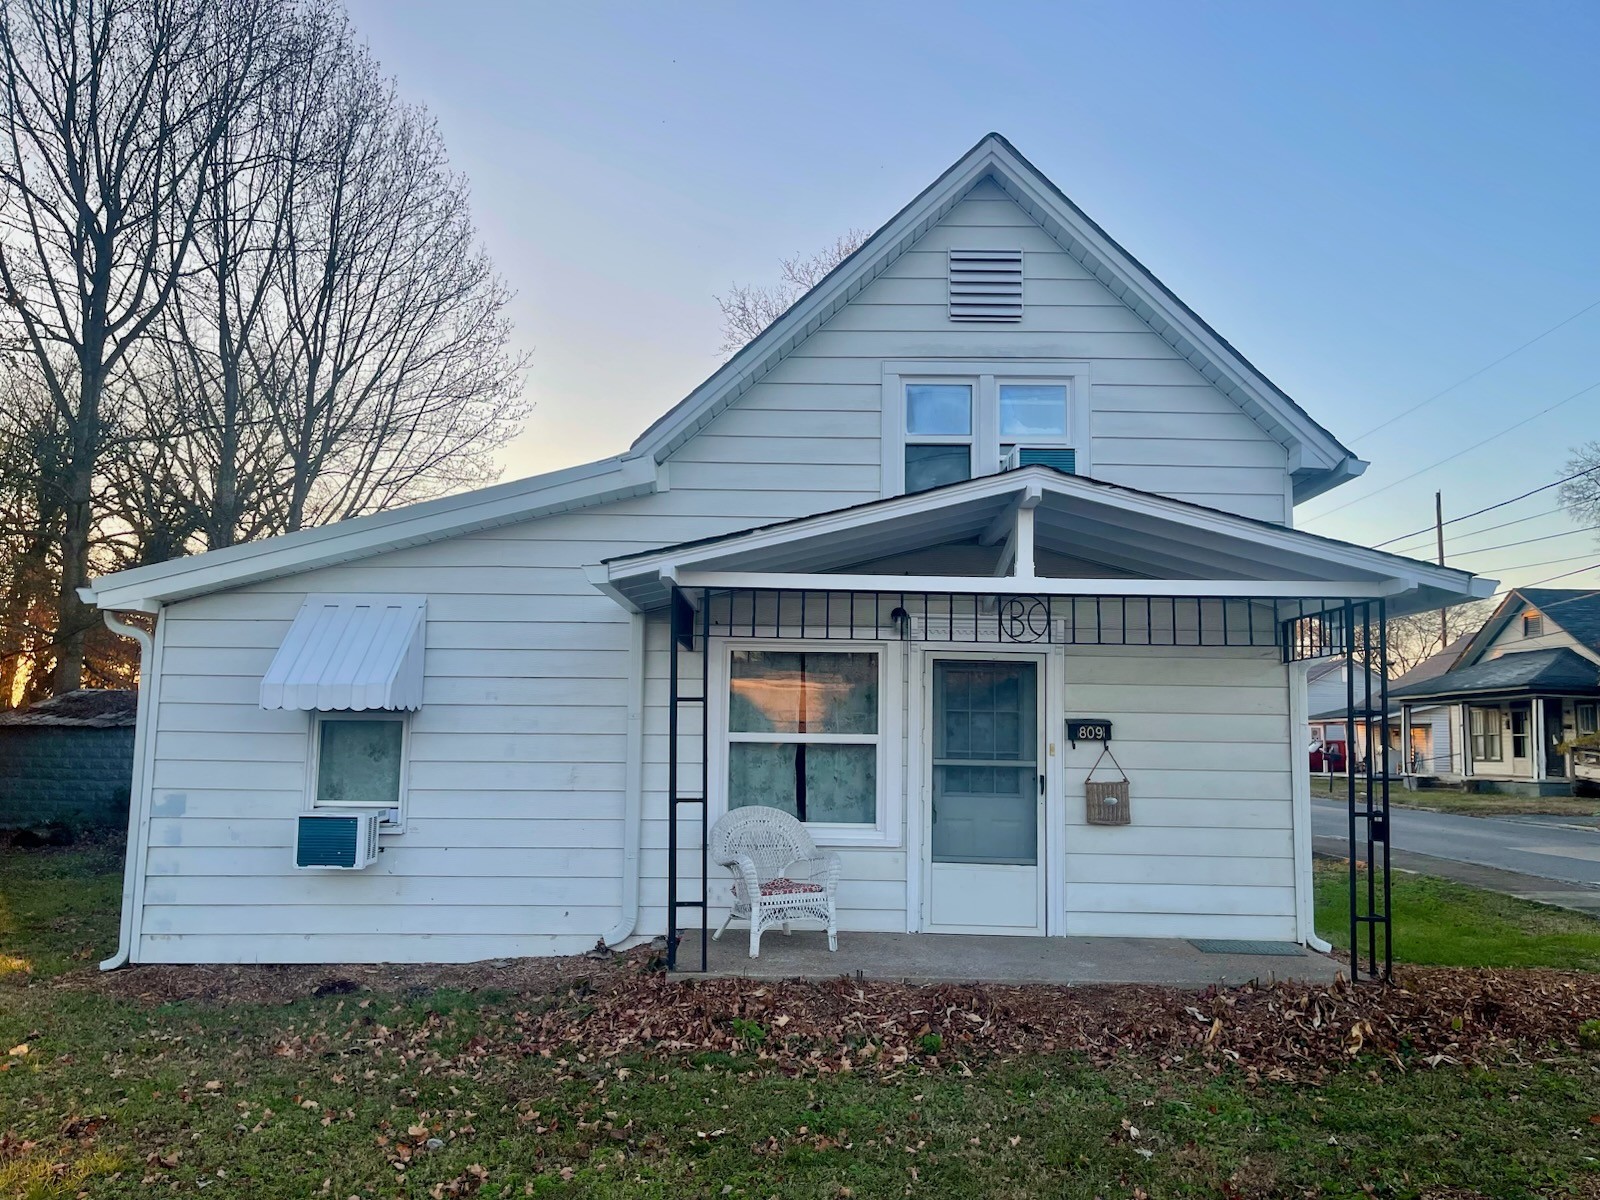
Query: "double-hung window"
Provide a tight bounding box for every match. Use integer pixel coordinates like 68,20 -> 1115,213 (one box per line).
883,361 -> 1090,496
1469,707 -> 1502,762
724,648 -> 884,835
903,383 -> 975,493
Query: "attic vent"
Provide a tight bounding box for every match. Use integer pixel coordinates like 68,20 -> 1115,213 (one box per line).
1523,612 -> 1544,639
948,249 -> 1023,322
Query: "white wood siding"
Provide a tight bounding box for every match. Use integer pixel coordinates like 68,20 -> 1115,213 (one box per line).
672,178 -> 1293,525
1060,646 -> 1296,940
1478,605 -> 1600,665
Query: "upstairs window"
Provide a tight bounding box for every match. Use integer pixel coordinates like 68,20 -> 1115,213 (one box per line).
904,383 -> 974,493
882,361 -> 1091,498
1522,612 -> 1544,639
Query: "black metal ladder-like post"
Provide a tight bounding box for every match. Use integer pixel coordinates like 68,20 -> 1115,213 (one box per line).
1344,598 -> 1393,983
665,586 -> 710,972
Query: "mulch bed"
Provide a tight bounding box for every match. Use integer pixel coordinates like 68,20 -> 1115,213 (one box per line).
50,949 -> 1600,1082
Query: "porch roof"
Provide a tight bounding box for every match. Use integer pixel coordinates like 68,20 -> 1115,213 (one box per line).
589,467 -> 1492,616
1387,647 -> 1600,705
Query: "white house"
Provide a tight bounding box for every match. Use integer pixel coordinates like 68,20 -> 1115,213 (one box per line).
1390,589 -> 1600,794
82,134 -> 1491,968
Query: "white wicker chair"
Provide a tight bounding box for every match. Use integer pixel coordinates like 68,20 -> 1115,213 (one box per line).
709,806 -> 840,958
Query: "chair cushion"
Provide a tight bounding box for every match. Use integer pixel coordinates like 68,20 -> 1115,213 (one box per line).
761,876 -> 824,897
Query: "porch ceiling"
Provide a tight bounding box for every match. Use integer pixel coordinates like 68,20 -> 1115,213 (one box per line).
592,467 -> 1492,616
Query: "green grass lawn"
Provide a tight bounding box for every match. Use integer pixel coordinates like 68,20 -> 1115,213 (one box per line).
1311,773 -> 1600,817
1314,861 -> 1600,971
3,843 -> 1599,1199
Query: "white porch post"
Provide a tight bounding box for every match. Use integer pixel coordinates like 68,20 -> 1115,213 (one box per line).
1288,659 -> 1330,950
1530,700 -> 1546,782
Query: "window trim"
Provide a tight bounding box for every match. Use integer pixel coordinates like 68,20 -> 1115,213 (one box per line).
880,360 -> 1092,498
305,711 -> 410,831
1469,706 -> 1502,763
709,639 -> 902,848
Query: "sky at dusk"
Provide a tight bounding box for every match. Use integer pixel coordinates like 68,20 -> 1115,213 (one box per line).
343,0 -> 1600,592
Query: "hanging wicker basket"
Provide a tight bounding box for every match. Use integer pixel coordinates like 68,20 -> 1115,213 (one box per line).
1084,745 -> 1131,826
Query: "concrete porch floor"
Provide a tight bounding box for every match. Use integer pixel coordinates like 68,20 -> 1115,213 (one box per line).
676,929 -> 1345,987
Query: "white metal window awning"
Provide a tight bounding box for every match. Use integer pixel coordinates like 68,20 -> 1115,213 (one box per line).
260,595 -> 427,711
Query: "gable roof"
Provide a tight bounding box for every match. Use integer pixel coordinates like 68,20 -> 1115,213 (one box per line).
82,132 -> 1368,615
1393,633 -> 1474,688
632,132 -> 1364,503
596,465 -> 1488,615
1451,587 -> 1600,669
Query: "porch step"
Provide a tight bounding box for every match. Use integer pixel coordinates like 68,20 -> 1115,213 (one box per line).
1188,939 -> 1306,957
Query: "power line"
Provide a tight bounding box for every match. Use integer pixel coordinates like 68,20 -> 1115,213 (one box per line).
1348,295 -> 1600,443
1361,461 -> 1600,545
1384,504 -> 1569,556
1305,378 -> 1600,522
1424,522 -> 1600,560
1467,549 -> 1597,574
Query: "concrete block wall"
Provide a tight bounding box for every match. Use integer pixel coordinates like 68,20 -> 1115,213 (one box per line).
0,726 -> 134,831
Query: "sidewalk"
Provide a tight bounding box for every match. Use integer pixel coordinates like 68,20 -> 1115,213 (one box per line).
1312,836 -> 1600,920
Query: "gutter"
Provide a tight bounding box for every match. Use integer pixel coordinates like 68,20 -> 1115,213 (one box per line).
97,606 -> 163,970
604,611 -> 647,946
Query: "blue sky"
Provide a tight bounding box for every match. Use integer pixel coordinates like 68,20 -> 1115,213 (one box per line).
344,0 -> 1599,591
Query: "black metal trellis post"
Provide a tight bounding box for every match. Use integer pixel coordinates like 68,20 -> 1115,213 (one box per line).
665,586 -> 710,972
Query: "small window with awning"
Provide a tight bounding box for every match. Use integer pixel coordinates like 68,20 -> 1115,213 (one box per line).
260,595 -> 426,712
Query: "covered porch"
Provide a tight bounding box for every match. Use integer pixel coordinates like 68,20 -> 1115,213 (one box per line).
697,928 -> 1344,986
1390,653 -> 1600,795
592,467 -> 1491,984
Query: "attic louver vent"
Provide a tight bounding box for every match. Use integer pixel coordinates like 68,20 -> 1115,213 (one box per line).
948,249 -> 1023,322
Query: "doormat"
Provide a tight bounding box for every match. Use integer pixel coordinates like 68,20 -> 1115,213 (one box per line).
1188,939 -> 1305,956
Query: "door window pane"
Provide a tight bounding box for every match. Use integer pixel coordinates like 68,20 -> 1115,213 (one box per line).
999,384 -> 1068,437
316,719 -> 403,807
931,661 -> 1038,865
905,444 -> 971,493
729,651 -> 877,734
728,742 -> 876,824
905,384 -> 971,435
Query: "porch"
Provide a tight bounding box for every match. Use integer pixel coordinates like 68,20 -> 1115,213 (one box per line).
689,928 -> 1345,987
591,468 -> 1492,985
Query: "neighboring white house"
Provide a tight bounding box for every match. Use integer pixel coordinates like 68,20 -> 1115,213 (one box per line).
1390,589 -> 1600,794
82,133 -> 1490,967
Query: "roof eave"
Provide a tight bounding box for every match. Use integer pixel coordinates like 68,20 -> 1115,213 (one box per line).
82,453 -> 661,611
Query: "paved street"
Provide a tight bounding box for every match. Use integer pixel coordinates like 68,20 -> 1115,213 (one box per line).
1311,797 -> 1600,917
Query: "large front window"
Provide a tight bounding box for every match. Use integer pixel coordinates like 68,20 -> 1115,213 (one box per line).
726,649 -> 881,826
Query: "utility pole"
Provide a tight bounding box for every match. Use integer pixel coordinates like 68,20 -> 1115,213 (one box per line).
1435,491 -> 1448,652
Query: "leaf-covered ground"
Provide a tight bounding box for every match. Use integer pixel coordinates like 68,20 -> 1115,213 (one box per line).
3,842 -> 1599,1198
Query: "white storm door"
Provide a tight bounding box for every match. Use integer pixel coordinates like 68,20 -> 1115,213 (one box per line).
925,656 -> 1046,934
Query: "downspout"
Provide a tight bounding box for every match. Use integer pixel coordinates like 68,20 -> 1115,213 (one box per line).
604,611 -> 647,946
99,606 -> 162,970
1287,658 -> 1333,952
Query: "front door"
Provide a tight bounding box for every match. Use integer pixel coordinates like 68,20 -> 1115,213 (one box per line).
1509,704 -> 1533,778
925,657 -> 1046,934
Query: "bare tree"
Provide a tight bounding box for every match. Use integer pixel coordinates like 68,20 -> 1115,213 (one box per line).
1383,601 -> 1491,677
0,0 -> 287,692
715,229 -> 869,357
1559,443 -> 1600,531
256,44 -> 528,533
